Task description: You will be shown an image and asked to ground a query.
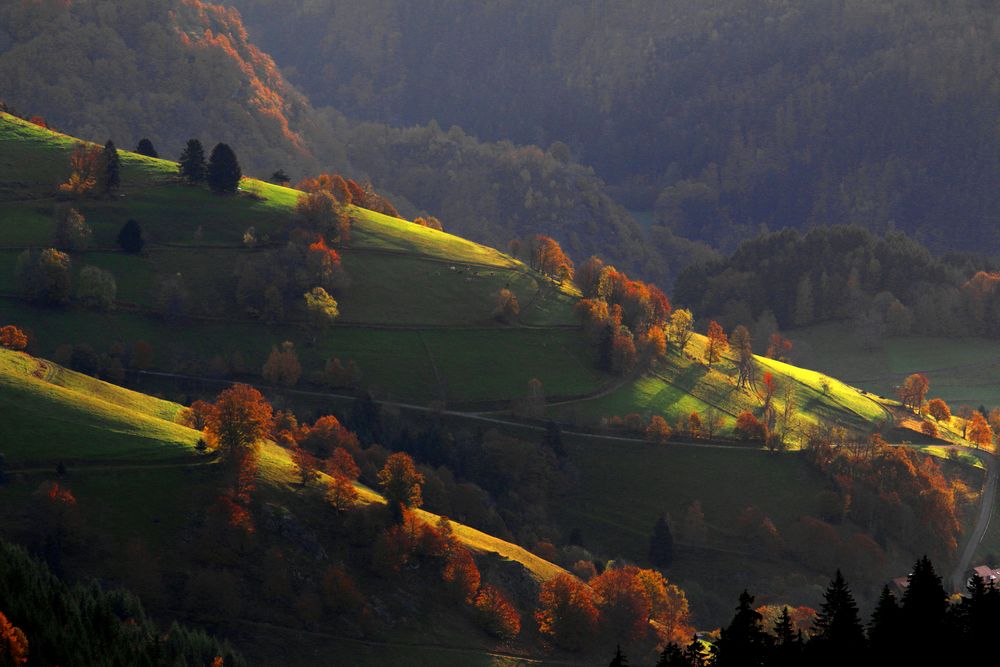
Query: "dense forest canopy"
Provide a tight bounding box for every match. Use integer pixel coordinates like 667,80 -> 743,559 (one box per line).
230,0 -> 1000,253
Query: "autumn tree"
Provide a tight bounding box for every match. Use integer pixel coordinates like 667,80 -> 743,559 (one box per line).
135,138 -> 158,158
731,324 -> 755,389
646,415 -> 672,444
968,412 -> 993,449
326,474 -> 359,512
102,140 -> 120,194
442,547 -> 481,603
296,187 -> 351,243
0,610 -> 28,666
207,143 -> 242,194
576,256 -> 606,297
494,288 -> 520,324
669,309 -> 694,354
205,384 -> 273,494
635,568 -> 694,645
58,143 -> 102,197
735,411 -> 767,441
178,139 -> 207,184
262,341 -> 302,387
921,421 -> 938,438
927,398 -> 951,423
16,249 -> 71,305
304,286 -> 339,340
535,574 -> 600,651
290,446 -> 320,487
52,207 -> 92,252
0,326 -> 28,351
687,411 -> 703,438
378,452 -> 424,517
328,447 -> 360,480
530,235 -> 574,280
474,586 -> 521,640
897,373 -> 930,412
766,333 -> 793,362
590,567 -> 652,643
704,320 -> 729,367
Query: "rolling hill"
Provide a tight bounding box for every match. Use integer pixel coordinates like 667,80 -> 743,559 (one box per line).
1,111 -> 987,649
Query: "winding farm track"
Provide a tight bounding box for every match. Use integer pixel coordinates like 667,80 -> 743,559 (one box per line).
950,449 -> 998,591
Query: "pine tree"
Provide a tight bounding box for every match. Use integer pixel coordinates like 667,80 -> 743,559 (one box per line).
656,642 -> 689,667
809,570 -> 865,666
608,644 -> 630,667
102,140 -> 120,194
117,219 -> 144,254
648,513 -> 674,567
135,138 -> 158,158
715,590 -> 771,667
867,585 -> 900,659
178,139 -> 207,184
207,143 -> 242,193
771,607 -> 803,667
899,556 -> 949,662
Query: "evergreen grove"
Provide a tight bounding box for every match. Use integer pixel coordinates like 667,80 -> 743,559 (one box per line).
635,556 -> 996,666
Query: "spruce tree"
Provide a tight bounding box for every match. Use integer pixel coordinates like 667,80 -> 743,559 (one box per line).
809,570 -> 865,666
102,140 -> 120,194
178,139 -> 207,184
117,219 -> 144,254
608,644 -> 629,667
771,607 -> 803,667
648,513 -> 674,567
135,138 -> 158,158
207,143 -> 242,193
655,643 -> 689,667
715,590 -> 770,667
867,585 -> 900,659
899,556 -> 949,662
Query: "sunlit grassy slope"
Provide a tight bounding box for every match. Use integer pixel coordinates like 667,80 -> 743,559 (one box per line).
549,332 -> 890,437
0,112 -> 602,404
0,347 -> 566,582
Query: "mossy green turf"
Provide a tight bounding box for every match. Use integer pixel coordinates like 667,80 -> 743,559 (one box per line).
791,322 -> 1000,408
549,332 -> 890,439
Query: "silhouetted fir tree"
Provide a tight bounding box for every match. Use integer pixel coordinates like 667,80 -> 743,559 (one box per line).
771,607 -> 803,667
101,140 -> 120,194
895,555 -> 950,663
685,635 -> 707,667
809,570 -> 865,666
542,420 -> 566,458
178,139 -> 207,183
117,219 -> 144,253
867,584 -> 901,660
207,142 -> 242,193
134,138 -> 158,158
716,590 -> 771,667
956,572 -> 1000,644
656,642 -> 689,667
648,513 -> 674,567
608,644 -> 629,667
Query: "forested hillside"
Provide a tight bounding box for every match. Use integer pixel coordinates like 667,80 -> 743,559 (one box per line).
230,0 -> 1000,252
0,0 -> 696,285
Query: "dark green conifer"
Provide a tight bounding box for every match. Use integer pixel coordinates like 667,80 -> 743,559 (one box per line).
868,584 -> 901,658
648,512 -> 674,567
715,590 -> 771,667
608,644 -> 629,667
135,138 -> 158,158
809,570 -> 865,666
117,219 -> 144,254
178,139 -> 207,184
207,143 -> 242,193
102,140 -> 120,194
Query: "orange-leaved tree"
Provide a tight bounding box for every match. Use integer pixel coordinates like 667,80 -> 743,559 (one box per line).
474,585 -> 521,640
535,573 -> 600,651
705,320 -> 729,367
205,384 -> 273,499
0,325 -> 28,351
927,398 -> 951,423
378,452 -> 424,519
0,610 -> 29,666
